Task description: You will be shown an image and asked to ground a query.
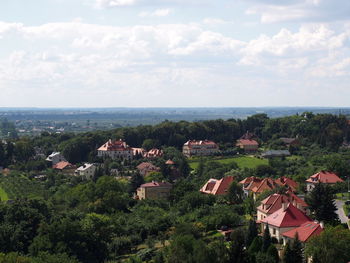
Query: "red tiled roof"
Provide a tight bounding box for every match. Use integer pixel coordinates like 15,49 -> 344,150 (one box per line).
252,178 -> 276,193
98,139 -> 132,152
140,181 -> 172,188
200,176 -> 235,195
275,176 -> 298,191
306,171 -> 344,184
53,161 -> 74,170
239,176 -> 263,191
145,148 -> 163,158
257,192 -> 308,215
261,203 -> 311,228
236,139 -> 259,146
282,221 -> 324,242
184,140 -> 218,146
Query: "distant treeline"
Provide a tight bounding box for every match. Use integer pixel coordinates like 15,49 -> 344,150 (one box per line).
0,113 -> 348,166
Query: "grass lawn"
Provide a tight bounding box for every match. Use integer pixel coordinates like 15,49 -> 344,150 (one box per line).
189,156 -> 268,170
0,186 -> 9,201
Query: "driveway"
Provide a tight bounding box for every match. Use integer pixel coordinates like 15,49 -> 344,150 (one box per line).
335,200 -> 348,224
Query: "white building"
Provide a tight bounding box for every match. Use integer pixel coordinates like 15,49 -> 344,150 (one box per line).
75,163 -> 97,180
182,140 -> 219,157
46,152 -> 66,165
97,139 -> 133,160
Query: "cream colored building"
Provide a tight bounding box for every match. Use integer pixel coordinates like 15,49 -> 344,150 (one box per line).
136,181 -> 172,200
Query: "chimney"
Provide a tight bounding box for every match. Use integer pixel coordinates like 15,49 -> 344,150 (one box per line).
282,202 -> 288,211
320,221 -> 324,229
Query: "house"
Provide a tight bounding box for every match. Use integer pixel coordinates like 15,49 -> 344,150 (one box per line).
136,181 -> 172,200
305,171 -> 344,192
257,191 -> 309,222
200,176 -> 235,195
46,152 -> 66,165
182,140 -> 219,157
132,148 -> 146,157
261,150 -> 291,158
144,148 -> 163,158
97,139 -> 133,160
260,203 -> 312,242
239,176 -> 298,199
239,176 -> 264,197
53,161 -> 76,175
275,176 -> 298,192
137,162 -> 161,177
75,163 -> 97,180
236,139 -> 259,154
280,138 -> 300,147
281,221 -> 324,245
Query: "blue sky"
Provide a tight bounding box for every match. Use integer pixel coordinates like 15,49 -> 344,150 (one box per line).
0,0 -> 350,107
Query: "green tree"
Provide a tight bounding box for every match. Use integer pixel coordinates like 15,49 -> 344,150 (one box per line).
227,181 -> 244,204
283,241 -> 293,263
291,233 -> 303,263
266,245 -> 279,263
305,225 -> 350,263
245,220 -> 258,247
305,183 -> 339,224
262,225 -> 272,252
229,228 -> 246,263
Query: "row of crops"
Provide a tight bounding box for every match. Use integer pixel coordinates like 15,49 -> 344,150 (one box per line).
0,174 -> 46,200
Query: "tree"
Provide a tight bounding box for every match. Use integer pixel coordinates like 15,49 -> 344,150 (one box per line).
291,233 -> 303,263
262,225 -> 272,252
227,181 -> 244,204
229,228 -> 246,263
283,242 -> 293,263
305,225 -> 350,263
266,245 -> 279,263
245,220 -> 258,247
305,183 -> 339,224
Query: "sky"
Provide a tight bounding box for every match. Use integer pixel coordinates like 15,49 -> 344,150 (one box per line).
0,0 -> 350,107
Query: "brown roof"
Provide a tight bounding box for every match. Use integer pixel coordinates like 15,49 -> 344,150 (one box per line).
275,176 -> 298,191
165,159 -> 175,165
137,162 -> 160,172
139,181 -> 172,188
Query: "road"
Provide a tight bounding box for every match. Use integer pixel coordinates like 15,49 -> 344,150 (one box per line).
335,200 -> 348,224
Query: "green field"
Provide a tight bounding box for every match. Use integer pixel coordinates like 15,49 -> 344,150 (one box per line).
189,156 -> 268,170
0,175 -> 46,200
0,186 -> 8,201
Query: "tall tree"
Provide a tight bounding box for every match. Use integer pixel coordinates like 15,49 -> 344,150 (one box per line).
245,220 -> 258,248
262,225 -> 272,252
291,233 -> 303,263
305,183 -> 339,224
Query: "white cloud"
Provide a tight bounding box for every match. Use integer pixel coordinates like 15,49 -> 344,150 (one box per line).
246,0 -> 350,23
0,21 -> 350,107
95,0 -> 136,8
202,18 -> 231,25
139,8 -> 171,17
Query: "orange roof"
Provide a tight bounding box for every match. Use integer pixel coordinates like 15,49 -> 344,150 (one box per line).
98,139 -> 132,152
261,203 -> 311,228
306,171 -> 344,184
282,221 -> 324,242
200,176 -> 234,195
53,161 -> 74,170
145,148 -> 163,158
